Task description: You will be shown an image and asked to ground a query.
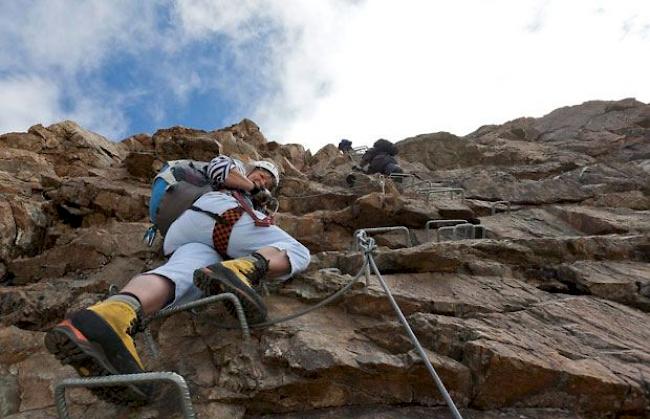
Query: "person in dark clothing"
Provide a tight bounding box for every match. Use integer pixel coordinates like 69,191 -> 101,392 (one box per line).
338,139 -> 353,153
359,139 -> 403,176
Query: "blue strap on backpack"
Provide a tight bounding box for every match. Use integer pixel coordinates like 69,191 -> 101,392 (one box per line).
143,160 -> 212,247
144,164 -> 171,246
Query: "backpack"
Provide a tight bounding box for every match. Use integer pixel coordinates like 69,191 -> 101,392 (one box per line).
373,139 -> 398,156
144,160 -> 214,245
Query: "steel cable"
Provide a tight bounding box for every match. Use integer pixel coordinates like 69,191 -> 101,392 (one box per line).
367,254 -> 464,419
215,257 -> 370,329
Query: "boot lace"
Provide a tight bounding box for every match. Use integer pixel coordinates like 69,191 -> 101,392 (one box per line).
127,313 -> 143,336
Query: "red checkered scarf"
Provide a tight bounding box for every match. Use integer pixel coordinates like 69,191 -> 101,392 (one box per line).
211,207 -> 244,260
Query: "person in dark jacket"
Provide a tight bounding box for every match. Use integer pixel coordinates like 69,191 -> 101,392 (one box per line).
338,138 -> 353,153
359,139 -> 403,176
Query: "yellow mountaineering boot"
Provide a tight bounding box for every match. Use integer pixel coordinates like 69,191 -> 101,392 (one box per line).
44,295 -> 152,405
193,252 -> 269,324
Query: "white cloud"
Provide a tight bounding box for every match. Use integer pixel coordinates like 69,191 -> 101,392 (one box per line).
0,77 -> 62,133
0,76 -> 130,139
0,1 -> 163,137
0,0 -> 161,74
244,0 -> 650,151
1,1 -> 649,150
173,0 -> 268,41
175,0 -> 650,151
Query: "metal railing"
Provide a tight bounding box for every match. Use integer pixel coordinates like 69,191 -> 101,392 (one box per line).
351,145 -> 368,155
54,291 -> 252,418
425,220 -> 468,242
387,172 -> 418,187
142,292 -> 251,359
424,188 -> 465,201
55,372 -> 196,419
403,180 -> 465,201
425,219 -> 486,242
346,146 -> 369,162
406,180 -> 445,190
436,223 -> 475,241
490,200 -> 511,215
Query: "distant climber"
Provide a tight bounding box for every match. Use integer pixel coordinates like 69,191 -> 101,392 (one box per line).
357,138 -> 404,176
44,155 -> 310,405
338,138 -> 353,153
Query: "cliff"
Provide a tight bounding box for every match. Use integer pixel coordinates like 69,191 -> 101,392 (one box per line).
1,99 -> 649,418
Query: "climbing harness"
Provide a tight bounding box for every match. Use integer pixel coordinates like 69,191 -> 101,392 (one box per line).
143,159 -> 279,246
187,190 -> 276,259
232,190 -> 275,227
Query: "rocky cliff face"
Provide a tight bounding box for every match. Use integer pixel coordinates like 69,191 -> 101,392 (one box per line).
0,99 -> 649,419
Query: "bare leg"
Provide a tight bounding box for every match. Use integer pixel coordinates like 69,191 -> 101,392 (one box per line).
255,246 -> 290,278
121,274 -> 175,315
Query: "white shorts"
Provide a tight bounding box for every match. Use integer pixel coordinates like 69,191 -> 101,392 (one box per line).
147,209 -> 311,307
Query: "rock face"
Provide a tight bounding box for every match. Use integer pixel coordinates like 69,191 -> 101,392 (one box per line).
0,99 -> 649,418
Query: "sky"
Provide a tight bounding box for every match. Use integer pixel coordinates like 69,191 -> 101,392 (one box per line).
0,1 -> 649,152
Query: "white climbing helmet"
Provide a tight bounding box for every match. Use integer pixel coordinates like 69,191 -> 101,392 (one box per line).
250,160 -> 280,188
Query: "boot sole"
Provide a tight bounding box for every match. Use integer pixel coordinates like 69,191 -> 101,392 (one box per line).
194,266 -> 268,324
44,321 -> 150,406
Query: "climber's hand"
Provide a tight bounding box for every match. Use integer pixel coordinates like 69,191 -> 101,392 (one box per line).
251,187 -> 273,207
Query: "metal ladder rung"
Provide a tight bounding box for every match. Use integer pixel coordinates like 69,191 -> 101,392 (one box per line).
142,292 -> 250,358
54,292 -> 251,418
55,372 -> 196,419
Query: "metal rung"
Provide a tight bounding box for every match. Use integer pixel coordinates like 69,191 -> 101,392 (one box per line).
474,225 -> 486,239
55,372 -> 196,419
437,223 -> 475,242
351,145 -> 368,155
407,180 -> 444,190
424,188 -> 465,201
143,292 -> 251,358
491,200 -> 511,215
388,173 -> 417,187
388,173 -> 414,179
425,219 -> 468,242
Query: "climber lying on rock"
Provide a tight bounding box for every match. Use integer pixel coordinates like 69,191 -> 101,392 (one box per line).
44,155 -> 311,405
357,138 -> 404,176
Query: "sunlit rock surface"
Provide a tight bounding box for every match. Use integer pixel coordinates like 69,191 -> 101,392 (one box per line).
1,99 -> 649,418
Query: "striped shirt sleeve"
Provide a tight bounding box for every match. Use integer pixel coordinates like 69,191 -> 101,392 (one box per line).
206,155 -> 246,188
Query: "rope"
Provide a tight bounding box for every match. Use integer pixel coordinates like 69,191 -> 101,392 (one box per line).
250,259 -> 368,328
279,184 -> 386,200
214,254 -> 369,330
280,192 -> 352,199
